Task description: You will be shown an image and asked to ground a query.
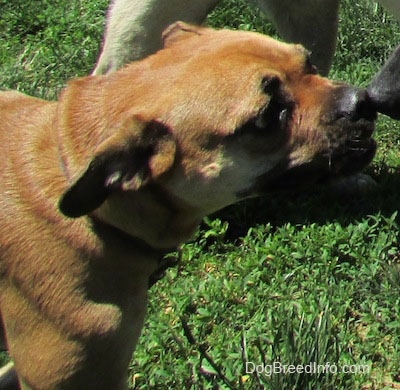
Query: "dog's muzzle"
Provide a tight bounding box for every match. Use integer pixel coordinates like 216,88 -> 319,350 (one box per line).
325,86 -> 377,175
250,86 -> 377,194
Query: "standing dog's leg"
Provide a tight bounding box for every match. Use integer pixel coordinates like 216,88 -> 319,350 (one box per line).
93,0 -> 219,75
368,44 -> 400,119
256,0 -> 339,76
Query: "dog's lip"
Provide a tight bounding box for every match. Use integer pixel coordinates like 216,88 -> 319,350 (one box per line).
244,133 -> 376,196
326,118 -> 376,171
327,136 -> 377,176
343,137 -> 376,155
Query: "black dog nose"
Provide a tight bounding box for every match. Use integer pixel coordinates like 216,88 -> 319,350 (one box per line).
335,87 -> 376,122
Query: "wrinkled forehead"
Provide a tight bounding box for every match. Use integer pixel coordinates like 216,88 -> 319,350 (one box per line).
138,28 -> 312,108
161,28 -> 310,76
120,28 -> 312,136
209,29 -> 308,62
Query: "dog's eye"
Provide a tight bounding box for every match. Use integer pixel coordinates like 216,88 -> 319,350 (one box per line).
261,76 -> 281,96
305,56 -> 318,75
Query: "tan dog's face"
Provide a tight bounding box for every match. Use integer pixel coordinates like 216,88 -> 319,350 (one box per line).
59,23 -> 376,241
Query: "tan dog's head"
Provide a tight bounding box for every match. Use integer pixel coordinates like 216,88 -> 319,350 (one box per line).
58,22 -> 376,247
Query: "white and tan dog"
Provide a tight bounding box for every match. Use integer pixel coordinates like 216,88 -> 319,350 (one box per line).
0,23 -> 376,389
93,0 -> 400,76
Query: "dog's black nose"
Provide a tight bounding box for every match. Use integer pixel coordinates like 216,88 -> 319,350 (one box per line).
335,87 -> 376,122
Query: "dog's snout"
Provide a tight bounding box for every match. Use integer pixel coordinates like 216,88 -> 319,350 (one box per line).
335,87 -> 376,122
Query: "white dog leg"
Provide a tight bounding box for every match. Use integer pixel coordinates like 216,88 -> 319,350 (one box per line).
93,0 -> 219,75
93,0 -> 400,77
256,0 -> 340,75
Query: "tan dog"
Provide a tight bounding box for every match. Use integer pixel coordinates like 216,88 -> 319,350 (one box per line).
0,23 -> 376,389
93,0 -> 400,76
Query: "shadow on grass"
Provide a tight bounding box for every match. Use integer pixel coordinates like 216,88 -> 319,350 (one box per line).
206,163 -> 400,243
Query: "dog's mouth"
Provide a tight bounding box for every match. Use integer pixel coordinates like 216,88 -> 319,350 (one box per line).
247,120 -> 376,194
325,123 -> 376,176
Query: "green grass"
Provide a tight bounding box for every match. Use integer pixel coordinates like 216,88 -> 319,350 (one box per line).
1,0 -> 400,389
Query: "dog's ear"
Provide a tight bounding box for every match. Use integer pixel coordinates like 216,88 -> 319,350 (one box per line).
162,21 -> 208,48
59,120 -> 176,218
